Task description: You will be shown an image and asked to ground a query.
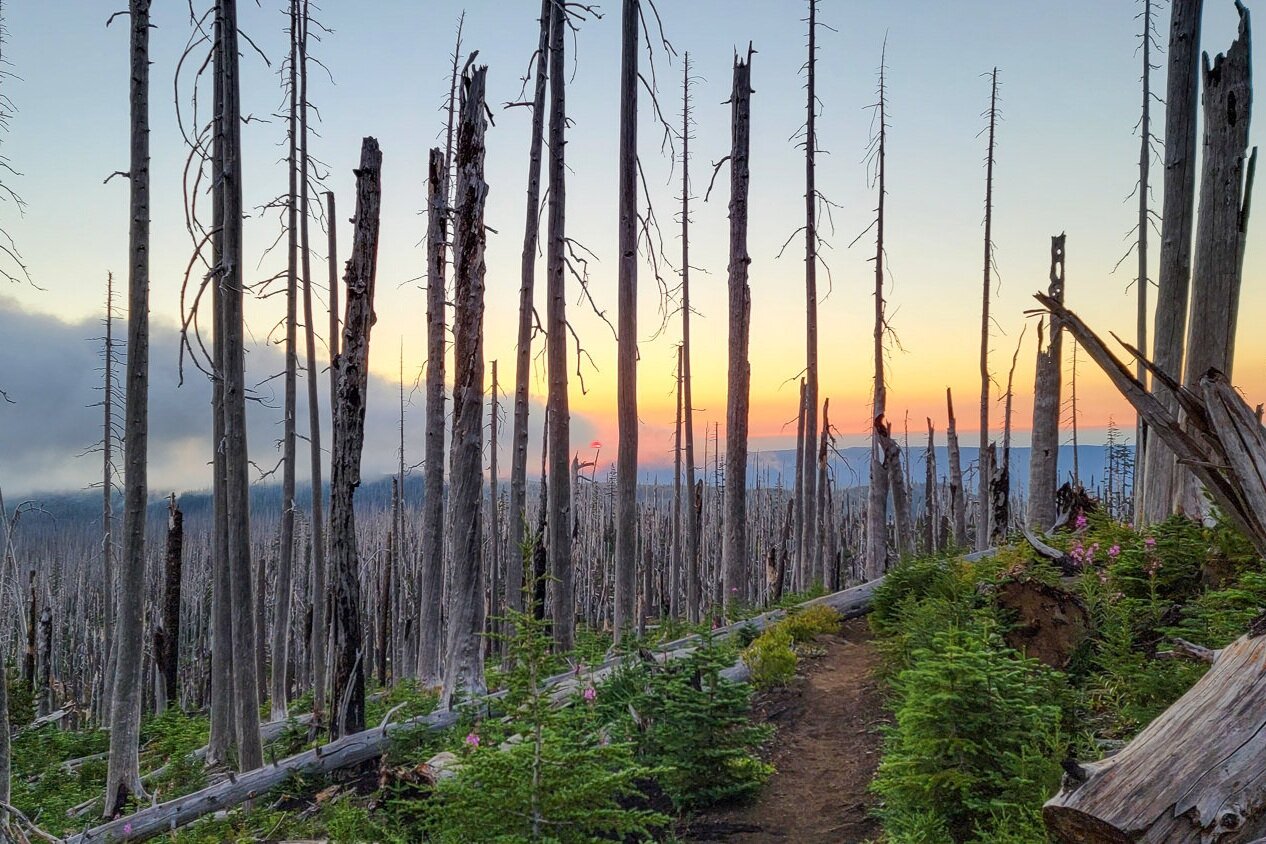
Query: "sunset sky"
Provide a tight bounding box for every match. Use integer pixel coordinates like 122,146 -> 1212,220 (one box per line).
0,0 -> 1263,494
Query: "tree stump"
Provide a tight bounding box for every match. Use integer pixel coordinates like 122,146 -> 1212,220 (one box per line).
995,579 -> 1088,669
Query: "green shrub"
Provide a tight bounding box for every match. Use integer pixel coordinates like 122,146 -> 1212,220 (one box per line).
741,627 -> 797,689
778,604 -> 841,643
871,623 -> 1062,841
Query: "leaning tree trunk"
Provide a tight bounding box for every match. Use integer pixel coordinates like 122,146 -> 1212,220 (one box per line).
442,66 -> 489,709
1029,234 -> 1067,531
105,0 -> 150,815
417,147 -> 447,686
545,0 -> 574,651
1141,0 -> 1202,524
329,137 -> 382,739
1178,5 -> 1254,518
945,388 -> 967,546
613,0 -> 639,641
219,0 -> 264,772
507,0 -> 552,620
722,47 -> 754,611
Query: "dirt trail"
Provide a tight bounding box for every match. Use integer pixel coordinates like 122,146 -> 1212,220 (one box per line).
687,618 -> 887,844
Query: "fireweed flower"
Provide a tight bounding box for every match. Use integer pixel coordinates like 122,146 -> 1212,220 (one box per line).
1075,511 -> 1088,530
583,685 -> 596,702
1145,536 -> 1157,549
465,732 -> 480,748
1108,544 -> 1121,559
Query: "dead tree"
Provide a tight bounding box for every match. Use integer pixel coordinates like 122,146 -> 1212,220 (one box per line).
800,0 -> 821,590
923,418 -> 937,554
1131,0 -> 1157,515
1141,0 -> 1202,524
992,324 -> 1025,544
100,274 -> 118,723
865,47 -> 891,578
977,67 -> 999,551
156,496 -> 183,710
945,388 -> 966,546
506,0 -> 552,619
417,148 -> 447,686
1178,4 -> 1255,517
270,0 -> 301,723
106,0 -> 151,815
1029,234 -> 1066,530
670,346 -> 684,618
877,417 -> 913,559
443,67 -> 490,707
545,0 -> 574,650
721,47 -> 754,610
793,379 -> 806,588
680,54 -> 701,624
330,137 -> 382,738
487,360 -> 501,642
614,0 -> 639,640
815,397 -> 830,584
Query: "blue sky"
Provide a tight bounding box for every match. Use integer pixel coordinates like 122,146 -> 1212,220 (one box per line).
0,0 -> 1261,493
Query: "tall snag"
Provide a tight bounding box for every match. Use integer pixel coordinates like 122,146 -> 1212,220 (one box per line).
1132,0 -> 1157,514
865,47 -> 891,578
1029,234 -> 1066,530
417,148 -> 447,685
721,47 -> 754,610
680,53 -> 701,624
800,0 -> 821,589
923,419 -> 937,554
1141,0 -> 1202,523
105,0 -> 150,814
545,0 -> 574,650
977,67 -> 999,551
157,495 -> 183,710
945,388 -> 967,545
330,137 -> 382,738
443,66 -> 490,707
1178,4 -> 1255,517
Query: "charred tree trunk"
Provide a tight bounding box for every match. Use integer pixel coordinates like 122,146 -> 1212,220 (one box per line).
878,418 -> 914,560
106,0 -> 151,814
417,147 -> 447,686
977,67 -> 999,551
866,52 -> 891,579
1029,235 -> 1067,530
793,379 -> 806,590
442,66 -> 489,708
545,0 -> 574,650
507,0 -> 551,619
924,419 -> 937,554
801,0 -> 820,592
680,54 -> 701,625
329,137 -> 382,739
671,345 -> 684,619
614,0 -> 639,642
101,274 -> 116,719
157,496 -> 183,709
946,388 -> 967,546
1179,6 -> 1255,517
1141,0 -> 1202,524
722,47 -> 754,611
814,398 -> 829,586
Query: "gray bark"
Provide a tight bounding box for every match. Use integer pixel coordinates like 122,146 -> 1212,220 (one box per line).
614,0 -> 639,641
923,418 -> 937,554
442,67 -> 489,707
330,137 -> 382,738
105,0 -> 150,815
801,0 -> 820,592
1133,0 -> 1154,519
681,54 -> 700,624
866,55 -> 890,579
977,68 -> 999,551
1141,0 -> 1202,524
722,48 -> 753,611
417,148 -> 447,686
545,0 -> 574,650
793,378 -> 806,589
1179,5 -> 1254,517
945,388 -> 967,546
878,418 -> 914,560
1029,235 -> 1066,530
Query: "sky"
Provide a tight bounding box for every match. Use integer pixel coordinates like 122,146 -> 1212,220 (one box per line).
0,0 -> 1262,496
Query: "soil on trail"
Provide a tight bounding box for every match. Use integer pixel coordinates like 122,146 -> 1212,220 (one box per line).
687,618 -> 887,844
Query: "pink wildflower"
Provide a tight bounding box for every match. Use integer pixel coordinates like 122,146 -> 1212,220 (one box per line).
465,732 -> 480,748
1108,544 -> 1121,559
583,686 -> 597,703
1144,536 -> 1157,549
1075,511 -> 1088,530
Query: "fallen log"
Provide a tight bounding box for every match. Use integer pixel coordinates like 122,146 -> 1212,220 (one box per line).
1044,632 -> 1266,842
68,579 -> 883,843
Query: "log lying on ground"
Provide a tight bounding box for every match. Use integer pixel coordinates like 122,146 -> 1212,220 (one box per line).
68,579 -> 883,843
1044,632 -> 1266,842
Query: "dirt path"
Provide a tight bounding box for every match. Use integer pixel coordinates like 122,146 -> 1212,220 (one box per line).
686,618 -> 887,844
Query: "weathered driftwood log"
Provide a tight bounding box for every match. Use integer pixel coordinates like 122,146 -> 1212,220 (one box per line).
70,580 -> 883,843
1045,633 -> 1266,842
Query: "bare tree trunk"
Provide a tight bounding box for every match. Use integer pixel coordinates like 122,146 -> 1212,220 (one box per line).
1179,6 -> 1254,517
298,7 -> 327,723
993,326 -> 1025,543
866,52 -> 890,579
37,602 -> 51,718
546,0 -> 574,650
330,137 -> 382,738
977,67 -> 999,551
801,0 -> 820,591
443,67 -> 489,706
671,346 -> 683,618
612,0 -> 640,641
269,0 -> 301,724
507,0 -> 551,620
924,418 -> 937,554
945,388 -> 966,546
102,274 -> 116,719
814,398 -> 829,586
378,486 -> 395,688
106,0 -> 150,814
157,496 -> 182,709
722,47 -> 754,611
488,360 -> 501,649
1142,0 -> 1202,524
1029,234 -> 1066,530
680,54 -> 700,624
1133,0 -> 1154,520
793,378 -> 806,590
878,418 -> 913,559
